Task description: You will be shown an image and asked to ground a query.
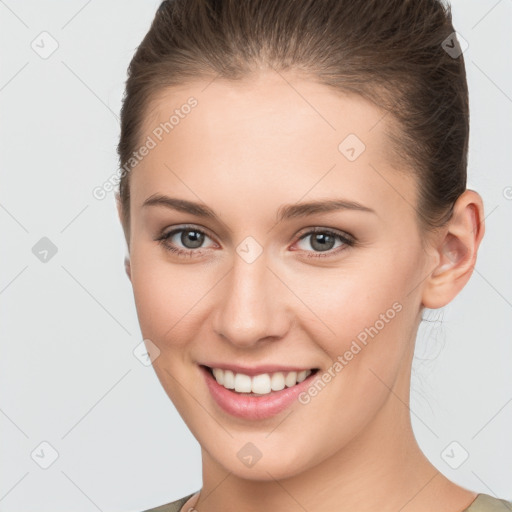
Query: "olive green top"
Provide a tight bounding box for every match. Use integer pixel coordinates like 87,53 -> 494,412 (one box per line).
141,492 -> 512,512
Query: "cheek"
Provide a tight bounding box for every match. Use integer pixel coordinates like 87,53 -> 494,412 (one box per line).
291,266 -> 405,339
129,247 -> 174,336
129,246 -> 215,347
291,247 -> 419,371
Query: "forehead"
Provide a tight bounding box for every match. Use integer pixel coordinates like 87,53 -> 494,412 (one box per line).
141,71 -> 386,162
130,71 -> 416,224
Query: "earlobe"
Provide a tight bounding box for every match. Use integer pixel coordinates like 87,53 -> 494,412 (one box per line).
421,190 -> 485,309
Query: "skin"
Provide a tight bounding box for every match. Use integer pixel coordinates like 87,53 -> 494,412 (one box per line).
117,70 -> 485,512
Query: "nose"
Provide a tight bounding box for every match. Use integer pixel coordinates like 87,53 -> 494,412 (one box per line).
212,251 -> 291,349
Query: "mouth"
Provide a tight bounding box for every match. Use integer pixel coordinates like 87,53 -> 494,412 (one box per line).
201,364 -> 320,396
199,364 -> 320,420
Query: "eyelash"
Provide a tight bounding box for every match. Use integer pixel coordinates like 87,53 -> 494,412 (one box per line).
155,225 -> 356,259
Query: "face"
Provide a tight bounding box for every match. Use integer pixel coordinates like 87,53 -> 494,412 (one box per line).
125,70 -> 433,480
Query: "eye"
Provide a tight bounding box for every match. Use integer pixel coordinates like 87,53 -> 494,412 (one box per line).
293,228 -> 355,258
155,225 -> 216,258
155,225 -> 356,260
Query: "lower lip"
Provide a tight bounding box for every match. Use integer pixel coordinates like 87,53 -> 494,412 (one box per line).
200,365 -> 318,420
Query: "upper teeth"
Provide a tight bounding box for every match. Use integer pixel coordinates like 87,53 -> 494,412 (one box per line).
211,368 -> 312,395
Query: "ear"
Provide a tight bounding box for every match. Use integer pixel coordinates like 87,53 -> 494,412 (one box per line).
421,189 -> 485,309
115,191 -> 124,225
116,192 -> 132,282
124,255 -> 132,281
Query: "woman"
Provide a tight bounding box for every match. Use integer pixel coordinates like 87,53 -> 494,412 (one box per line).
115,0 -> 511,510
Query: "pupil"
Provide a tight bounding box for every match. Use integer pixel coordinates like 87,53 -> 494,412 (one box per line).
311,233 -> 334,252
182,230 -> 204,249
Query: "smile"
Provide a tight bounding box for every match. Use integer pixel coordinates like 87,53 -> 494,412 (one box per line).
209,366 -> 314,395
200,364 -> 320,420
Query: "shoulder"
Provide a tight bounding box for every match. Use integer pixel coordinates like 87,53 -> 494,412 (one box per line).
464,494 -> 512,512
140,492 -> 197,512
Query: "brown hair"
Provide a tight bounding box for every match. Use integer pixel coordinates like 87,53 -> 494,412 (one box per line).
116,0 -> 468,247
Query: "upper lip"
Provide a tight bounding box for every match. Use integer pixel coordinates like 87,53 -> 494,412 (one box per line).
200,362 -> 317,376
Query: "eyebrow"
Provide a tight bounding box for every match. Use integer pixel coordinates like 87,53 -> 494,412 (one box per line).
142,194 -> 376,222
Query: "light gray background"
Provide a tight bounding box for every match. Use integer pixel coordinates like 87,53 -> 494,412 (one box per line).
1,1 -> 511,511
